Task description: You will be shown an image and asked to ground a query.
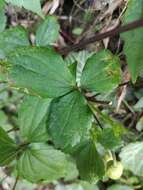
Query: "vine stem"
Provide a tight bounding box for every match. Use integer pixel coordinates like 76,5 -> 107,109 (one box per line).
12,175 -> 19,190
59,18 -> 143,55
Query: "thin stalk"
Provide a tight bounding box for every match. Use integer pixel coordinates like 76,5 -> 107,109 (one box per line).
59,19 -> 143,55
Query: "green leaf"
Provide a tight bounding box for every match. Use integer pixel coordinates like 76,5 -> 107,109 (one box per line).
107,184 -> 133,190
72,27 -> 83,35
5,0 -> 44,17
36,16 -> 60,46
0,27 -> 29,58
0,0 -> 7,33
136,116 -> 143,132
0,110 -> 7,125
120,142 -> 143,176
73,140 -> 105,182
80,50 -> 121,93
80,181 -> 99,190
121,0 -> 143,82
8,47 -> 76,98
64,157 -> 79,181
96,127 -> 122,150
0,110 -> 13,131
17,143 -> 68,183
48,90 -> 92,150
88,103 -> 126,143
56,182 -> 99,190
0,127 -> 17,166
134,97 -> 143,111
13,180 -> 37,190
19,95 -> 51,143
65,51 -> 94,86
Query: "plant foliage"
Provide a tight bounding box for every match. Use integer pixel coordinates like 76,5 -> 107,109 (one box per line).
0,0 -> 143,189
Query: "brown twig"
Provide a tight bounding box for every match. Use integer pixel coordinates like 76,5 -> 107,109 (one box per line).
59,18 -> 143,55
